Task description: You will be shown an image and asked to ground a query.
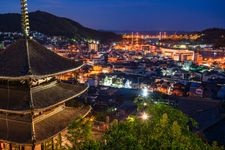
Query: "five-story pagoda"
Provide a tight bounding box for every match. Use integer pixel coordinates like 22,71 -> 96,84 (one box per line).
0,0 -> 90,149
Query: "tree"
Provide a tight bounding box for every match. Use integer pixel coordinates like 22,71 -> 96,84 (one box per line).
66,98 -> 223,150
98,101 -> 223,150
64,116 -> 95,150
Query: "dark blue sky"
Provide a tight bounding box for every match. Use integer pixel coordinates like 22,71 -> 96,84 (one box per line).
0,0 -> 225,31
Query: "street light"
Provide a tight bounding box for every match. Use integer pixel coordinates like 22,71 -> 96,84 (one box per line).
142,87 -> 148,97
141,112 -> 149,120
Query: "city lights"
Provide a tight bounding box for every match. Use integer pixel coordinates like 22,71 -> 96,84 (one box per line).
0,0 -> 224,149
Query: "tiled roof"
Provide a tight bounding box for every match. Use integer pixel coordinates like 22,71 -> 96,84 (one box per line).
0,39 -> 83,79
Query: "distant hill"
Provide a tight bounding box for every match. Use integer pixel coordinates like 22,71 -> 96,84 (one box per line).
197,28 -> 225,48
160,28 -> 225,48
0,11 -> 120,42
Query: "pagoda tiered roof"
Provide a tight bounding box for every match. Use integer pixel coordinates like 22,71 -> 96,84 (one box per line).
0,39 -> 83,80
0,106 -> 91,144
0,82 -> 88,112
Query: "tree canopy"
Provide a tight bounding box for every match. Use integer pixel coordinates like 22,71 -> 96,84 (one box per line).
66,97 -> 223,150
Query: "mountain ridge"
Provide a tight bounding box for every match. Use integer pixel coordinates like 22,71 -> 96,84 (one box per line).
0,11 -> 121,42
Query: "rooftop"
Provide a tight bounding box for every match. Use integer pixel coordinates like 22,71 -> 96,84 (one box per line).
0,39 -> 83,80
0,106 -> 91,144
0,82 -> 88,112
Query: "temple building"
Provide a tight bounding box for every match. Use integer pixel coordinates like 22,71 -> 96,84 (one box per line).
0,0 -> 90,149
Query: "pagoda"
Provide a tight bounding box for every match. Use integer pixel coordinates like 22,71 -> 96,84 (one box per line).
0,0 -> 90,149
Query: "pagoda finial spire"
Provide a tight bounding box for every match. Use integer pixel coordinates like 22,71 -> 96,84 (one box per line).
21,0 -> 30,38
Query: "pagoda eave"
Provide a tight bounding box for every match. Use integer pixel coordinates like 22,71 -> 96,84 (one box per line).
0,63 -> 84,81
0,83 -> 88,113
0,106 -> 92,145
33,84 -> 89,112
34,106 -> 92,144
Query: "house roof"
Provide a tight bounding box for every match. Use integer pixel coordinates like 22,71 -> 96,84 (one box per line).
0,39 -> 83,80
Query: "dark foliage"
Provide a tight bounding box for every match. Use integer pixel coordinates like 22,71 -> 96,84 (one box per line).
197,28 -> 225,48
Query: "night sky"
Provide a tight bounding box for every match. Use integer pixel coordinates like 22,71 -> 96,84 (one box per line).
0,0 -> 225,31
